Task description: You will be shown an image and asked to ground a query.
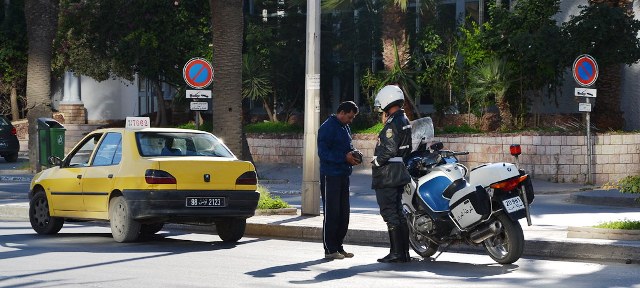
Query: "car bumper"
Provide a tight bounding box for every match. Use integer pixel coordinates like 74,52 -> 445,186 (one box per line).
122,189 -> 260,223
0,137 -> 19,154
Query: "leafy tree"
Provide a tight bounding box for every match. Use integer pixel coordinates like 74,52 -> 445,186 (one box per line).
563,3 -> 640,131
24,0 -> 59,172
0,0 -> 27,120
54,0 -> 212,127
482,0 -> 566,128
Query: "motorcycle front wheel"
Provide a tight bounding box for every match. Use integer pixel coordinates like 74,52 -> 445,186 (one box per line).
409,230 -> 439,258
483,211 -> 525,264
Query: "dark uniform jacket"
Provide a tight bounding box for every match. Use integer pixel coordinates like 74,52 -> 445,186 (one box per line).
371,109 -> 412,189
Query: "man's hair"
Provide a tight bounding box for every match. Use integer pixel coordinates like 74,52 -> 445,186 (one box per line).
337,101 -> 359,114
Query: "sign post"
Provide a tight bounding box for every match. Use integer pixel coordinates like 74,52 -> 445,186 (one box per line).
183,58 -> 214,130
573,54 -> 598,184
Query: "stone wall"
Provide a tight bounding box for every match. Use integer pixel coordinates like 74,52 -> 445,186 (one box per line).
246,132 -> 640,185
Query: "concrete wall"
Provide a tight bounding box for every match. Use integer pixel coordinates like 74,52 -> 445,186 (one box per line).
247,133 -> 640,185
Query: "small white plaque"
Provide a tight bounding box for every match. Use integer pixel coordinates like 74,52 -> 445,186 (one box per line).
579,102 -> 592,112
306,74 -> 320,90
186,89 -> 212,99
190,101 -> 209,111
575,88 -> 597,98
125,117 -> 151,129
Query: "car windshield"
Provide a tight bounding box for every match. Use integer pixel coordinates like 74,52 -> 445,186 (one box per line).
136,132 -> 234,158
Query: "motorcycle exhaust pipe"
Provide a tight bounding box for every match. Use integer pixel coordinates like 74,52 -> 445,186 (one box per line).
469,221 -> 502,244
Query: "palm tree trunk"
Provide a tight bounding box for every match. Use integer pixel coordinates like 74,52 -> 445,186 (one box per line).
24,0 -> 59,172
592,64 -> 624,130
381,5 -> 408,71
153,81 -> 167,127
210,0 -> 244,159
497,98 -> 513,130
10,82 -> 19,120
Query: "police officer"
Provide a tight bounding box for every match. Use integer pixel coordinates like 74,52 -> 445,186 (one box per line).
372,85 -> 412,263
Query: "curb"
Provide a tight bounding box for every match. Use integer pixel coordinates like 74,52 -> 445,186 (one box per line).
568,226 -> 640,241
568,194 -> 640,208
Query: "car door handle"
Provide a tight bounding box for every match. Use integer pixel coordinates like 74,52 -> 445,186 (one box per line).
108,174 -> 113,178
77,175 -> 82,179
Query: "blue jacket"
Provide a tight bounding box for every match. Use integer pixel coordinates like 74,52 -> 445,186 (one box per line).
318,115 -> 354,177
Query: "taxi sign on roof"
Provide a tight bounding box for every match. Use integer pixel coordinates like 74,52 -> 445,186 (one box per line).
126,117 -> 150,129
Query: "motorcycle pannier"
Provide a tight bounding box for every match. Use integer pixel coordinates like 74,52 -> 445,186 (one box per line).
449,185 -> 491,229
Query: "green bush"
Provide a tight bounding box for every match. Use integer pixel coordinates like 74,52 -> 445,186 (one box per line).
604,175 -> 640,195
353,122 -> 384,134
257,185 -> 290,209
594,219 -> 640,230
176,121 -> 213,132
245,121 -> 303,133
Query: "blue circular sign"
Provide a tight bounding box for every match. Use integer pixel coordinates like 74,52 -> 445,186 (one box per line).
183,58 -> 214,89
573,55 -> 598,87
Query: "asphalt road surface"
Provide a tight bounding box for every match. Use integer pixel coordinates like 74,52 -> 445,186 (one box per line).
0,221 -> 638,288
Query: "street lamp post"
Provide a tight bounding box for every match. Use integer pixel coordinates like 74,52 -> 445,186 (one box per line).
301,0 -> 321,216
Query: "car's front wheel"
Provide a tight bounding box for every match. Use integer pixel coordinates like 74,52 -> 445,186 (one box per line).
3,153 -> 18,163
215,218 -> 246,242
29,190 -> 64,234
109,196 -> 141,242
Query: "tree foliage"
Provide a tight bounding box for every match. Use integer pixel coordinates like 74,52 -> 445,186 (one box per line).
0,0 -> 27,117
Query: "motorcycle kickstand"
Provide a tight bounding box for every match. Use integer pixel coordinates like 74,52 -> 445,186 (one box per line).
431,243 -> 451,261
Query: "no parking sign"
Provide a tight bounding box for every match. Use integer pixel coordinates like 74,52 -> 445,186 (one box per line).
573,54 -> 598,87
183,58 -> 214,89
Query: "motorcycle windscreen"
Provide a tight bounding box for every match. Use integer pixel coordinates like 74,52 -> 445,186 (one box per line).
418,176 -> 452,212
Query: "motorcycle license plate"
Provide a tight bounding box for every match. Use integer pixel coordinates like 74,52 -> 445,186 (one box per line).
503,196 -> 525,213
185,197 -> 225,207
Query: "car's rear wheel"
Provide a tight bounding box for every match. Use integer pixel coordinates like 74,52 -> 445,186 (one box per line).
215,218 -> 246,242
109,196 -> 141,242
29,191 -> 64,234
140,223 -> 164,235
3,153 -> 18,163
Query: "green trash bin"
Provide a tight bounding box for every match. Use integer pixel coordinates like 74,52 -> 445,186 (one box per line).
37,118 -> 66,167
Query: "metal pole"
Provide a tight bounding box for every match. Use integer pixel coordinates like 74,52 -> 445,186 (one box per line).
301,0 -> 321,216
586,98 -> 592,184
195,111 -> 200,130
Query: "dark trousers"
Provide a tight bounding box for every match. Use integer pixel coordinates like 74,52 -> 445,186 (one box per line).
320,174 -> 350,254
375,186 -> 406,228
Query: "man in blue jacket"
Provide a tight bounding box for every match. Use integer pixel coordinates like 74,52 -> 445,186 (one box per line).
318,101 -> 361,260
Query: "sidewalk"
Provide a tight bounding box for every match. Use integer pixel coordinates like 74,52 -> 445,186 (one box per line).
1,160 -> 639,263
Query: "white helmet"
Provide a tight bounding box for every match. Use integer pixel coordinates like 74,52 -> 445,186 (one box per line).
374,85 -> 404,112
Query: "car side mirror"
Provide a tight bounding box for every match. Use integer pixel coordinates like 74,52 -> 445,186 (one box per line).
48,156 -> 62,167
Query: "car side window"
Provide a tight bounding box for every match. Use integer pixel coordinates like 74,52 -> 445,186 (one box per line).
67,134 -> 102,167
92,132 -> 122,166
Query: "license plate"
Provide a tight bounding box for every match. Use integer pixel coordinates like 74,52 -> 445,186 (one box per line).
185,197 -> 225,207
503,196 -> 525,213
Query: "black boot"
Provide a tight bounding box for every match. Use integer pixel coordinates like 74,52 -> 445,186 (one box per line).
378,226 -> 407,263
399,224 -> 411,262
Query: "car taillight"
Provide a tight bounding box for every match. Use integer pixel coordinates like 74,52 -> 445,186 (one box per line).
490,175 -> 528,191
11,127 -> 16,135
236,171 -> 257,185
145,169 -> 177,184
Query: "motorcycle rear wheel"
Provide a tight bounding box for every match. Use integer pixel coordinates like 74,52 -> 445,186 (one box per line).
483,211 -> 524,264
409,230 -> 439,258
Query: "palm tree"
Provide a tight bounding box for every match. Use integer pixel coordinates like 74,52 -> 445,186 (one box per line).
210,0 -> 245,159
24,0 -> 59,172
242,53 -> 276,122
468,56 -> 513,131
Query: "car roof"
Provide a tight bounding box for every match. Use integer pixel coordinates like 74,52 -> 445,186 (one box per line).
90,127 -> 210,135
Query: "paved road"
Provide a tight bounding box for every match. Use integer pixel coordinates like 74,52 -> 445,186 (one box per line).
0,221 -> 638,288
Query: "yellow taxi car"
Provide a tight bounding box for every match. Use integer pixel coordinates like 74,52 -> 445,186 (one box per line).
28,118 -> 259,243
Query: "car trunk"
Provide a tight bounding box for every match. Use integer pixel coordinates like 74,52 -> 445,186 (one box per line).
157,157 -> 255,190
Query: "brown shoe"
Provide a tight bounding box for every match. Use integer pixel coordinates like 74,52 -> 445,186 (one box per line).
325,252 -> 346,260
339,250 -> 354,258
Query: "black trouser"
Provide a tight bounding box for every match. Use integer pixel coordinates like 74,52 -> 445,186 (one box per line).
320,174 -> 350,254
375,186 -> 406,228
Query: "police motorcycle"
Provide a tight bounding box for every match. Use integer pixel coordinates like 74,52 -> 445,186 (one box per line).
402,117 -> 534,264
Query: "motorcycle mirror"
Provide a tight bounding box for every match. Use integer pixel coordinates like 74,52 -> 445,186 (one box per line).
510,144 -> 522,156
430,142 -> 444,151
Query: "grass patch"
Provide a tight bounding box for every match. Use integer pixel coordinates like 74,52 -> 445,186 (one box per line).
594,219 -> 640,230
257,185 -> 290,209
245,122 -> 303,133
